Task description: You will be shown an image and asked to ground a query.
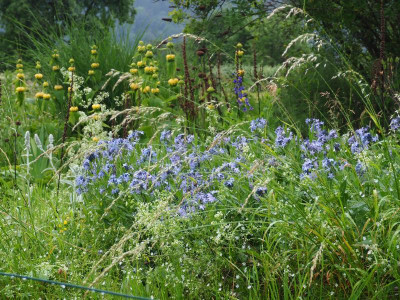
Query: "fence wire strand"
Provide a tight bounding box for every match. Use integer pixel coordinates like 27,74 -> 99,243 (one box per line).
0,271 -> 152,299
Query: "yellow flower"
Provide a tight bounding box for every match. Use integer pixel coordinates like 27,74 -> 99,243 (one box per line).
236,43 -> 243,49
69,106 -> 78,112
92,104 -> 101,110
166,54 -> 175,62
35,73 -> 43,80
137,45 -> 146,53
91,62 -> 99,69
137,61 -> 145,68
68,66 -> 76,72
16,63 -> 23,69
69,58 -> 75,64
92,136 -> 99,142
88,70 -> 95,75
92,114 -> 100,120
16,86 -> 26,93
63,220 -> 68,225
43,81 -> 49,88
35,92 -> 44,98
144,66 -> 154,74
52,65 -> 60,71
207,104 -> 215,110
239,97 -> 246,103
130,68 -> 138,75
151,88 -> 160,95
52,53 -> 59,59
16,73 -> 24,79
43,93 -> 51,100
145,51 -> 154,58
54,85 -> 63,91
91,49 -> 97,55
152,73 -> 158,80
142,86 -> 151,94
168,78 -> 179,87
130,83 -> 140,91
237,50 -> 244,57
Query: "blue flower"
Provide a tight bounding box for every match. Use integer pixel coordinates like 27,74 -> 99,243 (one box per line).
233,75 -> 253,111
301,158 -> 318,179
275,127 -> 293,148
390,116 -> 400,131
224,178 -> 234,188
348,127 -> 378,153
160,130 -> 172,143
250,118 -> 267,132
128,131 -> 144,141
83,159 -> 91,170
355,160 -> 366,176
120,173 -> 131,183
255,186 -> 267,196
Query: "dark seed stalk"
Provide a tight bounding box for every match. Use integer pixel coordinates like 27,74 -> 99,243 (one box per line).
217,53 -> 229,109
57,72 -> 74,197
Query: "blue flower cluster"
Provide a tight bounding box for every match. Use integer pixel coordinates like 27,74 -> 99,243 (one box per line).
250,118 -> 267,132
299,119 -> 348,179
390,116 -> 400,132
75,116 -> 393,217
233,75 -> 253,111
275,126 -> 293,148
348,127 -> 378,154
75,128 -> 268,217
301,119 -> 338,155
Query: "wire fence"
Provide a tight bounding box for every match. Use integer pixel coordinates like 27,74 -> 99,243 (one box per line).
0,271 -> 152,299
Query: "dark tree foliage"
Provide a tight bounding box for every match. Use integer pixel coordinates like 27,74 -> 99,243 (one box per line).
0,0 -> 136,57
166,0 -> 400,76
161,0 -> 297,65
289,0 -> 400,78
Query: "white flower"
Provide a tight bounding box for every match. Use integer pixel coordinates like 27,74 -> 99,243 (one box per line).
24,131 -> 31,150
33,133 -> 43,151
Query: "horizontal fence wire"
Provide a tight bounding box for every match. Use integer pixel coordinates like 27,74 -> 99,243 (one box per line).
0,271 -> 152,299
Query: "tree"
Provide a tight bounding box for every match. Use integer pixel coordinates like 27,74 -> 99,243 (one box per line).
159,0 -> 301,65
0,0 -> 136,58
166,0 -> 400,77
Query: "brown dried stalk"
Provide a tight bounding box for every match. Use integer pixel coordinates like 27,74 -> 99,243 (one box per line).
217,53 -> 230,108
182,36 -> 197,119
379,0 -> 386,111
253,45 -> 261,115
123,93 -> 131,138
57,72 -> 73,196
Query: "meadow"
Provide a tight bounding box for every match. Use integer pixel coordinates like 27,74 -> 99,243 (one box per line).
1,2 -> 400,299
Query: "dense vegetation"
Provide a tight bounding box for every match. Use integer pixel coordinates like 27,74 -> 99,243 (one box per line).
1,0 -> 400,299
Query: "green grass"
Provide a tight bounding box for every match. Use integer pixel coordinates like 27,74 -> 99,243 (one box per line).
1,19 -> 400,300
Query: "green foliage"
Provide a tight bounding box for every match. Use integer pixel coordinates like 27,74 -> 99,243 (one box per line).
289,0 -> 400,76
0,0 -> 136,64
2,1 -> 400,298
